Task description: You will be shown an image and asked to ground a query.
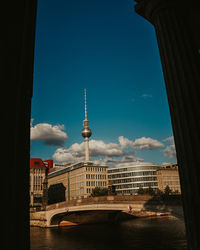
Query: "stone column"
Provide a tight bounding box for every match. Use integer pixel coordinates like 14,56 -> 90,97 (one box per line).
3,1 -> 37,249
134,1 -> 200,249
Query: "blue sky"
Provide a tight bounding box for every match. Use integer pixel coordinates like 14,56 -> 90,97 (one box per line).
31,0 -> 176,166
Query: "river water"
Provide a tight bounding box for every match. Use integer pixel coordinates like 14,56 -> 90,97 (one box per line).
30,216 -> 187,250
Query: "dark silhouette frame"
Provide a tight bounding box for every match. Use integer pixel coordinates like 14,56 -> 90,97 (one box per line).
3,0 -> 200,249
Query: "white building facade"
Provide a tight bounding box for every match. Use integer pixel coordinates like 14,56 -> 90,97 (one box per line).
108,162 -> 159,195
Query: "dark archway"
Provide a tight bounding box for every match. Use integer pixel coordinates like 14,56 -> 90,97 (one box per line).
50,210 -> 124,226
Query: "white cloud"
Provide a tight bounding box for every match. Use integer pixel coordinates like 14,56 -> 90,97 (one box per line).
52,139 -> 129,162
163,144 -> 176,159
31,120 -> 68,146
52,147 -> 85,162
141,94 -> 152,98
53,136 -> 163,164
118,136 -> 133,148
89,140 -> 126,157
163,136 -> 174,143
163,136 -> 176,159
118,136 -> 164,150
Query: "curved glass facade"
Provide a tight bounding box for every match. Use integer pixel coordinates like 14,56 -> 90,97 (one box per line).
108,162 -> 159,195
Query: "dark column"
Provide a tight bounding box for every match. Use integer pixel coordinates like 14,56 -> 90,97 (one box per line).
3,1 -> 37,249
134,0 -> 200,249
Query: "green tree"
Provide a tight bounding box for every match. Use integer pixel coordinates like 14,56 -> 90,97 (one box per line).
137,187 -> 145,195
91,187 -> 108,197
146,186 -> 155,196
164,185 -> 172,196
156,189 -> 164,196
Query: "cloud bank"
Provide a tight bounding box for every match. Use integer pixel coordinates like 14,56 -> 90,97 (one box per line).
31,120 -> 68,146
52,139 -> 131,162
118,136 -> 164,150
30,119 -> 176,164
53,136 -> 164,163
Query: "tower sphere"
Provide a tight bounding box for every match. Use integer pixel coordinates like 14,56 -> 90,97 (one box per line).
81,127 -> 92,138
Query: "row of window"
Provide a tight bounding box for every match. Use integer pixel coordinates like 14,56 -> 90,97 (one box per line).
117,188 -> 158,195
31,175 -> 44,191
33,168 -> 43,174
110,176 -> 157,184
115,182 -> 158,190
162,176 -> 179,180
86,174 -> 106,180
87,188 -> 94,193
33,184 -> 43,191
163,181 -> 180,186
86,167 -> 106,172
108,166 -> 158,174
108,171 -> 157,179
86,181 -> 107,187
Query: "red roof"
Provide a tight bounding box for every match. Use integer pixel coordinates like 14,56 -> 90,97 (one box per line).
30,158 -> 46,168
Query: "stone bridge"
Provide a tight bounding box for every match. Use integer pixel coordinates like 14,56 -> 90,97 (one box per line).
30,195 -> 183,227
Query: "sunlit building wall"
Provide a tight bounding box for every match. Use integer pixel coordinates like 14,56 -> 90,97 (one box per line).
157,162 -> 181,193
30,158 -> 48,207
47,161 -> 108,201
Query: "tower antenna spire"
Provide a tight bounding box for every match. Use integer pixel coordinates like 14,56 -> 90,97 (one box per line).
81,88 -> 92,161
84,88 -> 87,120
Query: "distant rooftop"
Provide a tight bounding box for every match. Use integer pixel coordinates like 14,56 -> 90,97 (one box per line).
30,158 -> 46,168
48,161 -> 107,179
159,162 -> 178,170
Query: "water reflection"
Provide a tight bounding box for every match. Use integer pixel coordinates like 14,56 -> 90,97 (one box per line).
31,216 -> 187,250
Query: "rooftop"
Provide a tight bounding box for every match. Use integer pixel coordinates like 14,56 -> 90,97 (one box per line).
108,161 -> 160,170
48,161 -> 107,179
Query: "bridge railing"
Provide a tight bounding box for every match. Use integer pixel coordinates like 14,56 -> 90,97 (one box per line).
46,195 -> 153,211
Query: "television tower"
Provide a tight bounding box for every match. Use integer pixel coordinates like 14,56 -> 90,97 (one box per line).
81,88 -> 92,161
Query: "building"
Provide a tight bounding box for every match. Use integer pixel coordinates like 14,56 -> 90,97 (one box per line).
157,162 -> 181,193
47,161 -> 108,201
108,162 -> 159,195
29,158 -> 48,207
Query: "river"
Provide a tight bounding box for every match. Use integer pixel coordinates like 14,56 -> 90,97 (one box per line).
30,216 -> 187,250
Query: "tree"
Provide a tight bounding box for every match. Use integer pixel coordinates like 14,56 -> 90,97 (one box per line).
146,186 -> 155,196
48,183 -> 66,204
91,187 -> 108,197
156,189 -> 164,196
137,187 -> 145,195
164,185 -> 172,196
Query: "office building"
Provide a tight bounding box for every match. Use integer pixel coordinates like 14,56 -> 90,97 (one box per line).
47,161 -> 108,200
157,162 -> 181,193
108,162 -> 159,195
29,158 -> 48,207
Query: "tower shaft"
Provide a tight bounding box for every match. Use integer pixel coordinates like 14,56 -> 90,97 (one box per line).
85,137 -> 90,161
